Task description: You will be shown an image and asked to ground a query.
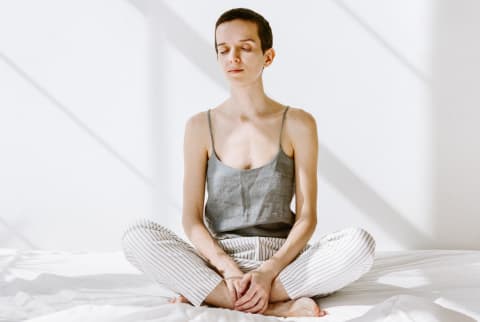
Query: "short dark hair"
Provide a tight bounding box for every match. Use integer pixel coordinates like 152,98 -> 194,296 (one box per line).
214,8 -> 273,55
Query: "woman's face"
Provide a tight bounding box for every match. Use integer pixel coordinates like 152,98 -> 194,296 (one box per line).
215,19 -> 274,85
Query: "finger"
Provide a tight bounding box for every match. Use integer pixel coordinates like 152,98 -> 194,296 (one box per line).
236,293 -> 261,311
240,273 -> 252,285
239,274 -> 251,292
230,288 -> 237,303
245,297 -> 264,314
235,286 -> 257,307
233,284 -> 239,302
234,280 -> 247,297
237,284 -> 247,297
226,283 -> 237,303
259,299 -> 269,314
237,295 -> 261,312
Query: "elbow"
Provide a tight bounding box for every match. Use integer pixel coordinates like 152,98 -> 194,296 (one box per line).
295,212 -> 317,235
308,215 -> 317,235
182,213 -> 203,239
303,212 -> 317,236
181,215 -> 193,238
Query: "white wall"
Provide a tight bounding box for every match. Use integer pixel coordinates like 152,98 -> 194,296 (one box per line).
1,0 -> 478,251
0,1 -> 151,251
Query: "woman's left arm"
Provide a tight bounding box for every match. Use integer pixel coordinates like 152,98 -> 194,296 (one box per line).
258,108 -> 319,278
234,109 -> 319,313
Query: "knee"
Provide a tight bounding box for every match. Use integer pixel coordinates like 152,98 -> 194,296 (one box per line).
355,227 -> 376,254
343,227 -> 376,266
121,218 -> 177,252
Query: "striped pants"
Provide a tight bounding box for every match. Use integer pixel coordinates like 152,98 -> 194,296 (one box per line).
121,218 -> 376,307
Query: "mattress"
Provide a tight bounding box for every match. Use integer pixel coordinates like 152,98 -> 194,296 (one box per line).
1,248 -> 479,321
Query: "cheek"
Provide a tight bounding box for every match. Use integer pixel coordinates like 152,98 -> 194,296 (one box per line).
250,58 -> 265,70
217,56 -> 227,67
241,54 -> 261,65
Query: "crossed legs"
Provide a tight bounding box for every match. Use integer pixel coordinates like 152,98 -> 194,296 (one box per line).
122,219 -> 375,317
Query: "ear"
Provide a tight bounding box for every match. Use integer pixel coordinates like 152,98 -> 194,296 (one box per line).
264,48 -> 276,67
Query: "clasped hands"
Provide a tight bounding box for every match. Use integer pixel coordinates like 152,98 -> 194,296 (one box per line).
224,269 -> 275,314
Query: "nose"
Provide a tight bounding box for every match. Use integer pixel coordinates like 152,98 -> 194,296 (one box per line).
229,48 -> 241,64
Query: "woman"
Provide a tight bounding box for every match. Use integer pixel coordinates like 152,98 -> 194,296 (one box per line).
122,8 -> 376,318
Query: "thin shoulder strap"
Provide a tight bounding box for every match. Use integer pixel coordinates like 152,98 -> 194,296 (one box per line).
279,105 -> 289,147
207,109 -> 216,154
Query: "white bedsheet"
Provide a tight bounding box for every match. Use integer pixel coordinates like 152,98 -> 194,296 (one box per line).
1,249 -> 479,321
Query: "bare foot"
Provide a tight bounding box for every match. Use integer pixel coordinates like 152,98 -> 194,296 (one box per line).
168,295 -> 192,305
264,297 -> 327,317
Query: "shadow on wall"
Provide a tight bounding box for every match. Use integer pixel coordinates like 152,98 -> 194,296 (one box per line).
319,146 -> 435,249
431,1 -> 480,249
0,50 -> 174,249
131,0 -> 225,89
318,1 -> 480,250
0,215 -> 37,249
129,0 -> 221,222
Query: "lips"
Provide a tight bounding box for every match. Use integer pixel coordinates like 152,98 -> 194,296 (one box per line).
228,69 -> 244,72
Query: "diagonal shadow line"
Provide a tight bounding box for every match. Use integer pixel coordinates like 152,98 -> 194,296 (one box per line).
0,52 -> 181,212
332,0 -> 431,85
129,0 -> 226,91
0,52 -> 155,187
0,216 -> 38,249
319,142 -> 435,248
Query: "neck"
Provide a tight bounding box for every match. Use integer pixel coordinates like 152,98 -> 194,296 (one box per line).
227,76 -> 274,117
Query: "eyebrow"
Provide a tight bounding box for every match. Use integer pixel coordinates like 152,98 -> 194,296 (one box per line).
216,38 -> 256,47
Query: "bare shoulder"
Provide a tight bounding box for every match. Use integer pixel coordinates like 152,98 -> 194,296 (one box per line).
185,110 -> 208,129
184,110 -> 210,156
286,106 -> 318,137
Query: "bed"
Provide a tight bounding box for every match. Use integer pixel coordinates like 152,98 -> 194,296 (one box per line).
1,248 -> 479,322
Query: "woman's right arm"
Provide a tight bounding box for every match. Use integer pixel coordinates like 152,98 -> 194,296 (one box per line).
182,113 -> 243,279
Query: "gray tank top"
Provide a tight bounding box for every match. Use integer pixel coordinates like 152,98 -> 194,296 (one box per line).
204,106 -> 296,239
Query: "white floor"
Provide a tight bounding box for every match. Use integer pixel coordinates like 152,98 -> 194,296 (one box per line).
1,248 -> 479,321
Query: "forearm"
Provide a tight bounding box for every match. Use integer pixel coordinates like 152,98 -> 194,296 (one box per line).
183,218 -> 242,277
257,214 -> 317,277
